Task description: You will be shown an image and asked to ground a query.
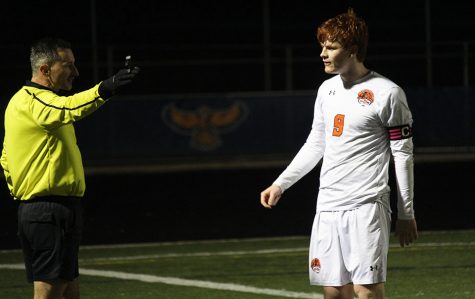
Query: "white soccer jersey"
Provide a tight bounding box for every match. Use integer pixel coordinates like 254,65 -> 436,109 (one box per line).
274,71 -> 414,219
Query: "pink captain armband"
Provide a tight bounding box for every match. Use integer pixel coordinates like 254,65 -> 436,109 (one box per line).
387,124 -> 413,140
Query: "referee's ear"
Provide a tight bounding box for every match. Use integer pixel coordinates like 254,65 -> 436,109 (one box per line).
39,64 -> 50,77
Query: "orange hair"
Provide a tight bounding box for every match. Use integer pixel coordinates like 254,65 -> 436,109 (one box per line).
316,8 -> 368,62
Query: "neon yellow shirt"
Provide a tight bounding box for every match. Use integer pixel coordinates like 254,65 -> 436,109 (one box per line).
1,81 -> 107,200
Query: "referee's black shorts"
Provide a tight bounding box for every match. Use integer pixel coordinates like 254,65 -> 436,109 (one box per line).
17,196 -> 83,283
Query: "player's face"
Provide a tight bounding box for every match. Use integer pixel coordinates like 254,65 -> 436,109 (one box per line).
47,48 -> 79,91
320,40 -> 353,75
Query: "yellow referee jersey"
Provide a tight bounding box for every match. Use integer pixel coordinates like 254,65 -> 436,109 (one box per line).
1,81 -> 107,200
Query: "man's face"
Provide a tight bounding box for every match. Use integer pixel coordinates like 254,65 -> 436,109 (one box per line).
48,48 -> 79,91
320,40 -> 353,74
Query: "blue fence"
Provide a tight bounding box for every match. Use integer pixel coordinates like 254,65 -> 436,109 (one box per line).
1,88 -> 474,246
0,87 -> 474,167
71,87 -> 475,166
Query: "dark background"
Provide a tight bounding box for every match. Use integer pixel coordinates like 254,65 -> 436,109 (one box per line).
0,0 -> 474,248
1,0 -> 475,95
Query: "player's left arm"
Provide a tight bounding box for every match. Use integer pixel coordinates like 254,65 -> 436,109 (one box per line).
382,86 -> 418,247
391,138 -> 418,247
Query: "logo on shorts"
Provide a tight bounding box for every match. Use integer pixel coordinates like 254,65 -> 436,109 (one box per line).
310,258 -> 321,273
357,89 -> 375,106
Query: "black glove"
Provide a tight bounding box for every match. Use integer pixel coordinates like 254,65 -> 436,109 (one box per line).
99,67 -> 140,98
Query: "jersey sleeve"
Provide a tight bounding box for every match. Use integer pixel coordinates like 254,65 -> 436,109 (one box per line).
392,139 -> 415,219
273,92 -> 326,192
379,86 -> 413,135
379,87 -> 415,219
28,83 -> 107,130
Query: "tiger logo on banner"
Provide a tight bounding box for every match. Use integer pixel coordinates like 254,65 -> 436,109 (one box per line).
162,101 -> 248,151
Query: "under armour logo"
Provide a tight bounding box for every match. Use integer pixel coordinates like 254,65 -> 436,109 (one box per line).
329,90 -> 336,95
370,265 -> 379,271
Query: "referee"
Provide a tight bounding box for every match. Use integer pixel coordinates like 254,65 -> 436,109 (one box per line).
0,38 -> 139,299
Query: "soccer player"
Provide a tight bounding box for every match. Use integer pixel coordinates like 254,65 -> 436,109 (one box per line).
260,9 -> 417,299
1,38 -> 139,299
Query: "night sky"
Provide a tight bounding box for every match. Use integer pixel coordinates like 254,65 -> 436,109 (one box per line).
1,0 -> 475,95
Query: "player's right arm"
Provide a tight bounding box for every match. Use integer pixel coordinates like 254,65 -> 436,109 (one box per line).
272,92 -> 326,192
260,91 -> 326,208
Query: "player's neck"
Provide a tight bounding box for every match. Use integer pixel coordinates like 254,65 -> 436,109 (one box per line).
340,63 -> 369,84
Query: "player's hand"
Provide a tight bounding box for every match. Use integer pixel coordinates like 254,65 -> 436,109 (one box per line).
260,185 -> 282,209
395,218 -> 418,247
99,67 -> 140,98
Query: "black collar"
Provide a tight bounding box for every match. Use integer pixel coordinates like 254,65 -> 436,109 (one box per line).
25,80 -> 56,93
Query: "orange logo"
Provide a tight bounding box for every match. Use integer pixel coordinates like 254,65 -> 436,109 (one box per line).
162,101 -> 248,151
310,258 -> 321,273
357,89 -> 374,106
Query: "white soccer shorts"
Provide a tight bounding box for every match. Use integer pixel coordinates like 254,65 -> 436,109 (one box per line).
308,201 -> 391,286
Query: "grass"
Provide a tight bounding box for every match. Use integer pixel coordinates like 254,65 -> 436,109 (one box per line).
0,230 -> 474,298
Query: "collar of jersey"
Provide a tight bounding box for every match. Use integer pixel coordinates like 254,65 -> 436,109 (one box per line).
25,80 -> 56,93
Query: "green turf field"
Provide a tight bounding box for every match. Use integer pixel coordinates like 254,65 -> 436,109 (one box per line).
1,230 -> 474,298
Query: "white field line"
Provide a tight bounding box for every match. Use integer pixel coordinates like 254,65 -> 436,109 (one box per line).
391,242 -> 475,248
79,247 -> 309,262
0,236 -> 308,254
2,241 -> 474,298
81,235 -> 308,250
1,230 -> 474,254
1,240 -> 474,256
77,230 -> 475,250
0,263 -> 323,299
77,242 -> 475,263
0,263 -> 24,270
80,268 -> 324,299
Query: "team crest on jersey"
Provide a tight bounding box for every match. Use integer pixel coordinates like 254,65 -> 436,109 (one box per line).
310,258 -> 321,273
357,89 -> 375,106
